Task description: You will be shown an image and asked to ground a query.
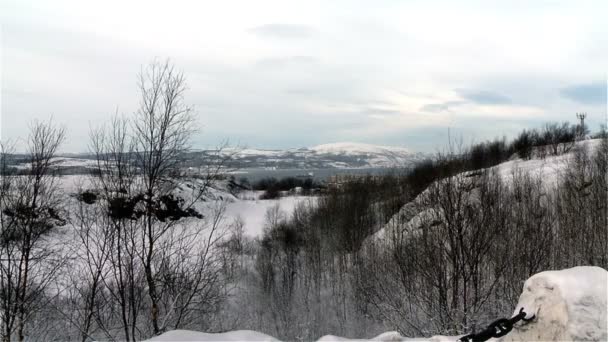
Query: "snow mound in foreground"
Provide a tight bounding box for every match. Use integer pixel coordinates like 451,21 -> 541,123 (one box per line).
317,331 -> 454,341
144,329 -> 279,341
146,266 -> 607,342
505,266 -> 607,341
145,330 -> 453,342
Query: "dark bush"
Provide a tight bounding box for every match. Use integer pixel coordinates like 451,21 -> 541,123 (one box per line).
77,190 -> 98,204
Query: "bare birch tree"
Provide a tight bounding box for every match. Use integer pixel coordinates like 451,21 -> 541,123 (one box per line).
0,120 -> 67,342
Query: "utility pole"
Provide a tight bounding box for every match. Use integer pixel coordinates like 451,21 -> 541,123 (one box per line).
576,112 -> 587,140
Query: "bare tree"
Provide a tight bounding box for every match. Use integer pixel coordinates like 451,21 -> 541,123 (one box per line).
0,141 -> 17,342
131,59 -> 201,335
63,60 -> 234,340
0,120 -> 67,342
88,115 -> 144,341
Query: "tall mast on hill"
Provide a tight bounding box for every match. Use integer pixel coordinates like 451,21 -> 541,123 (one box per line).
576,112 -> 587,140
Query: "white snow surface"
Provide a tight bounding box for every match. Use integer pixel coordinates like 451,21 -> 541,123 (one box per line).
55,176 -> 313,239
490,139 -> 601,188
145,266 -> 608,342
225,191 -> 316,237
508,266 -> 607,341
13,156 -> 99,169
144,330 -> 456,342
144,329 -> 279,341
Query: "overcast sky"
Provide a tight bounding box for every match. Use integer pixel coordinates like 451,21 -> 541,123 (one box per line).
1,0 -> 606,152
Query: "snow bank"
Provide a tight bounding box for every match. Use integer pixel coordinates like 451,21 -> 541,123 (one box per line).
317,331 -> 455,341
145,330 -> 455,342
505,266 -> 607,341
144,330 -> 279,341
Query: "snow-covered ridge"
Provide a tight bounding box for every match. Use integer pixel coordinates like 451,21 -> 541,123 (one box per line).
310,142 -> 412,155
215,142 -> 423,169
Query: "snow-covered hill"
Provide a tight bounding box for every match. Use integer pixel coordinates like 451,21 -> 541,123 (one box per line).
372,139 -> 603,242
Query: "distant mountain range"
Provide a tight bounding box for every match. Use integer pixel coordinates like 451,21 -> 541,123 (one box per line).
7,142 -> 425,173
199,142 -> 426,169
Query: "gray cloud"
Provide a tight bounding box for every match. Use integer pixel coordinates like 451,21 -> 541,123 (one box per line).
458,89 -> 512,105
561,82 -> 606,105
248,24 -> 315,38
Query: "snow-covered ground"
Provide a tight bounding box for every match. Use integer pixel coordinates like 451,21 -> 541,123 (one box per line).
13,156 -> 99,170
143,266 -> 608,342
225,191 -> 316,236
145,329 -> 280,342
490,139 -> 601,188
144,330 -> 453,342
55,176 -> 315,239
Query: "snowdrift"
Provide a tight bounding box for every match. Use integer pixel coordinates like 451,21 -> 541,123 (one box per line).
145,266 -> 607,342
144,330 -> 453,342
505,266 -> 607,341
145,330 -> 279,341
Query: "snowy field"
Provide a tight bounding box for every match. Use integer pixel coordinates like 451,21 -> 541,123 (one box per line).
55,176 -> 315,239
225,191 -> 316,236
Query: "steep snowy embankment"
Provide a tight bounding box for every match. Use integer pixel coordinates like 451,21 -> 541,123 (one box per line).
372,139 -> 603,242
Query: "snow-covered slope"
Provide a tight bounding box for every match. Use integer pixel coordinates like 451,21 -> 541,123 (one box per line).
490,139 -> 601,188
372,139 -> 603,242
